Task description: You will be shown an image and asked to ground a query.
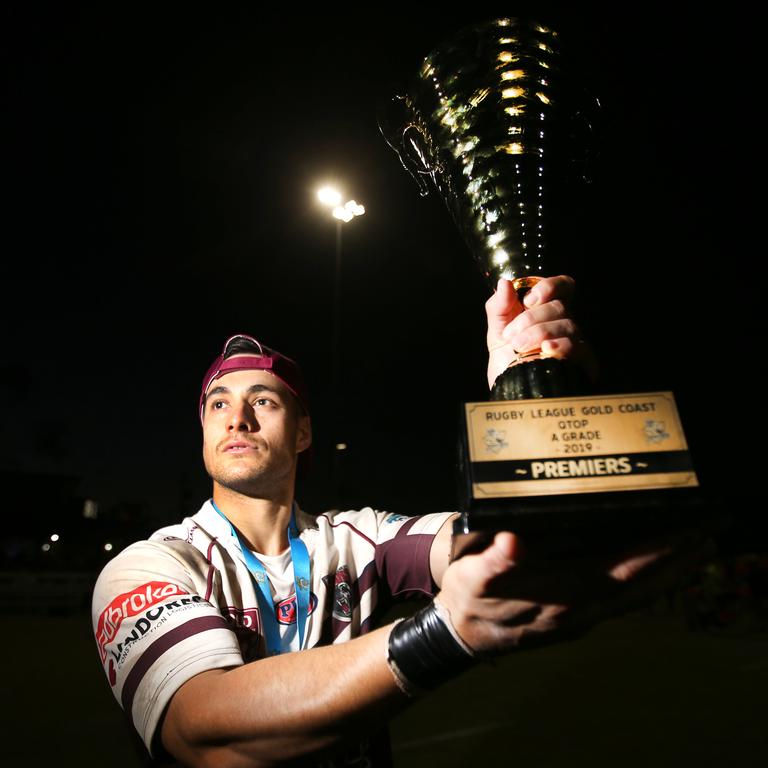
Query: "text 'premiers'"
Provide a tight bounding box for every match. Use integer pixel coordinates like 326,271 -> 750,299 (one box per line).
531,456 -> 632,479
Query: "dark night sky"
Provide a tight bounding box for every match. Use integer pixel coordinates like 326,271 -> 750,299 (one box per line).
2,5 -> 758,533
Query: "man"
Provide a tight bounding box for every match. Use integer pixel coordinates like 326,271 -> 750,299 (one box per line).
92,276 -> 689,767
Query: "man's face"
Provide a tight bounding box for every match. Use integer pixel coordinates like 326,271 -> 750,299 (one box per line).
201,361 -> 311,498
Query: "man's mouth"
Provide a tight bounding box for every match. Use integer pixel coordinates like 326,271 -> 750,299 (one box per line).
223,441 -> 258,453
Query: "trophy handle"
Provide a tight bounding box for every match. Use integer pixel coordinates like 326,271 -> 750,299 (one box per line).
377,95 -> 433,197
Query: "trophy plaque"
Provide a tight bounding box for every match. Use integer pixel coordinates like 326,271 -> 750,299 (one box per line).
379,18 -> 709,555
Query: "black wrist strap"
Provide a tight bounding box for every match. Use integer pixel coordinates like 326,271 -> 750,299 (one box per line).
387,601 -> 475,694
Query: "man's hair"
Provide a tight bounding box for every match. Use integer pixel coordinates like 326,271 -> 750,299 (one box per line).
200,333 -> 310,420
223,336 -> 262,359
219,336 -> 307,417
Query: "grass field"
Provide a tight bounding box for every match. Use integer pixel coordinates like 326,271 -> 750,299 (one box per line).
2,605 -> 765,766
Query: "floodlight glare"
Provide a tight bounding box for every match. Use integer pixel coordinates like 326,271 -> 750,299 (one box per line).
317,186 -> 342,206
332,206 -> 354,222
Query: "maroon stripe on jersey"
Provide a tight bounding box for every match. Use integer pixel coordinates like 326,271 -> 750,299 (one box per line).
204,540 -> 217,602
318,515 -> 376,548
315,611 -> 335,648
392,517 -> 419,536
357,559 -> 378,596
375,520 -> 437,599
121,615 -> 231,714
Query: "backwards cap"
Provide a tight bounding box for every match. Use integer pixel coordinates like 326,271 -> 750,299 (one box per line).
199,333 -> 310,421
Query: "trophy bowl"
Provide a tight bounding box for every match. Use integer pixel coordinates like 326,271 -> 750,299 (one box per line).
378,16 -> 600,398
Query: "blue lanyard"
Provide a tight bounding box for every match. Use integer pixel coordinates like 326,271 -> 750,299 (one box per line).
212,500 -> 311,655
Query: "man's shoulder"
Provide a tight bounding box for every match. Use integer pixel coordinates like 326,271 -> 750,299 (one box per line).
92,508 -> 218,600
312,507 -> 396,534
311,507 -> 454,544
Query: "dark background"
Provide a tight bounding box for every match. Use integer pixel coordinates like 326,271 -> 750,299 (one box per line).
4,3 -> 757,534
1,4 -> 764,767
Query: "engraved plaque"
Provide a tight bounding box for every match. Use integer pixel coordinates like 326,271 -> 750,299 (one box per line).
462,392 -> 698,500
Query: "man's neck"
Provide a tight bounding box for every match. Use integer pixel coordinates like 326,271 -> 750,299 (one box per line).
212,485 -> 294,556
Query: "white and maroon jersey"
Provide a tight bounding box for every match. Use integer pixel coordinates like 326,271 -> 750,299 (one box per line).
91,501 -> 452,760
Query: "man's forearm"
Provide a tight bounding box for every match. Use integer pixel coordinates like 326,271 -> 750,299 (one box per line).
162,624 -> 406,767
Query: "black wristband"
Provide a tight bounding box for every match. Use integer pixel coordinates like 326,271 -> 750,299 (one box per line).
387,601 -> 475,694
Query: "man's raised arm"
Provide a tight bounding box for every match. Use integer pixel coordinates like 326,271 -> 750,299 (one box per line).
160,526 -> 702,767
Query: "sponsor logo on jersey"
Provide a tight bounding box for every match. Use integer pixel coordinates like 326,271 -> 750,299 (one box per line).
226,606 -> 261,633
276,592 -> 318,625
96,581 -> 189,661
106,595 -> 205,685
333,565 -> 353,621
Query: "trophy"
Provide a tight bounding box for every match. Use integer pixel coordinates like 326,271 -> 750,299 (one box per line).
379,18 -> 706,555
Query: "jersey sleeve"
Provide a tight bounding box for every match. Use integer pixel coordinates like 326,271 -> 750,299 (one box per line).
372,511 -> 455,600
92,540 -> 243,755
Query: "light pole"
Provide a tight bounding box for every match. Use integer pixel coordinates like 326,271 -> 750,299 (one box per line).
316,186 -> 365,505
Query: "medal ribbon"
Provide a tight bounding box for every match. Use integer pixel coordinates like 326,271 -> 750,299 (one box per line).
212,500 -> 311,655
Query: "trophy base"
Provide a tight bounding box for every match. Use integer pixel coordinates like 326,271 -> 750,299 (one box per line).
451,486 -> 728,561
455,387 -> 707,563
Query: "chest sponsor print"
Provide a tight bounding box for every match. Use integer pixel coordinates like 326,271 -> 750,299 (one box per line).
275,592 -> 318,625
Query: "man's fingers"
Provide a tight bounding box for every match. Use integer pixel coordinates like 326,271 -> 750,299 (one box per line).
505,318 -> 579,354
486,275 -> 574,337
487,563 -> 623,605
448,532 -> 521,597
608,549 -> 671,582
522,274 -> 576,308
606,535 -> 718,616
482,532 -> 520,574
540,337 -> 574,358
485,278 -> 524,339
501,299 -> 568,341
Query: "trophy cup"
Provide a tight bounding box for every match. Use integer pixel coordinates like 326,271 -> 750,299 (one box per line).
379,18 -> 706,556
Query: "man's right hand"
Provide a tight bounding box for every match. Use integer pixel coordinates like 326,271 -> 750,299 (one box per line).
436,530 -> 713,656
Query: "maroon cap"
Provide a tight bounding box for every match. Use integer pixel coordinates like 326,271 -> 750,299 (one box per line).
199,334 -> 310,421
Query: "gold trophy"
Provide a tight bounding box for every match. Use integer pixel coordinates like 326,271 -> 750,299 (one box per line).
379,18 -> 704,554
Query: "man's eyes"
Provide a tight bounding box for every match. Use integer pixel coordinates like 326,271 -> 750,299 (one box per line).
210,397 -> 276,410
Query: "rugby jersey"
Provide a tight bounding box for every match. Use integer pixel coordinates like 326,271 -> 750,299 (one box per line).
92,501 -> 452,759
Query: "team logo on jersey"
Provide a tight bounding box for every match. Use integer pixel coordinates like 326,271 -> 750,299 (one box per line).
275,592 -> 318,625
333,566 -> 353,622
96,581 -> 189,662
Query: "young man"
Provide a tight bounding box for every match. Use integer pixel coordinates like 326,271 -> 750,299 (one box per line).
92,277 -> 681,767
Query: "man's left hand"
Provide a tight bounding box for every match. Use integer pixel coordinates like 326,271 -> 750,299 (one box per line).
485,274 -> 598,389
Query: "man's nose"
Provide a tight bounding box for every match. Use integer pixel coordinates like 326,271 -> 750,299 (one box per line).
227,402 -> 259,431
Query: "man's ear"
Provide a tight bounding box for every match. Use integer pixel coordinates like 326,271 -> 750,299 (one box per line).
296,415 -> 312,454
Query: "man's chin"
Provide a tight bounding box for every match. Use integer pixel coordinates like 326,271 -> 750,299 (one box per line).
210,464 -> 289,498
214,474 -> 270,497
